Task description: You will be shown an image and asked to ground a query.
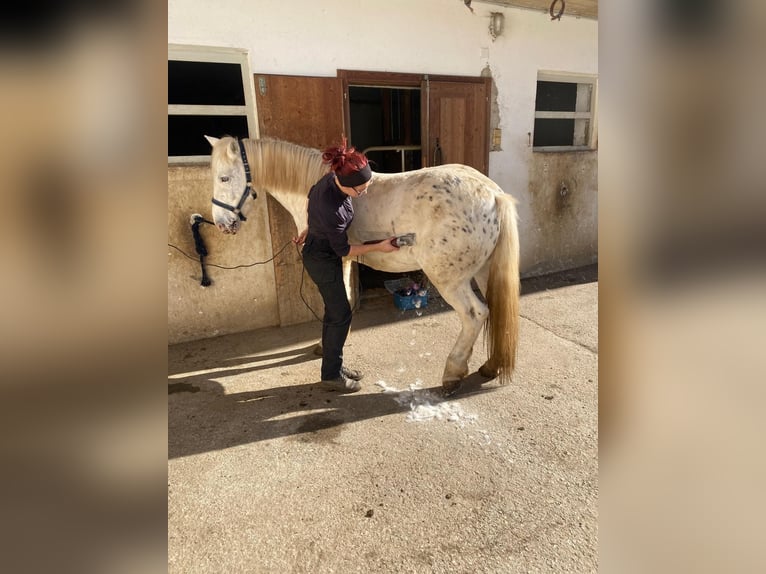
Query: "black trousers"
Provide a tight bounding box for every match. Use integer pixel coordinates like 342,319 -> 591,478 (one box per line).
302,246 -> 352,381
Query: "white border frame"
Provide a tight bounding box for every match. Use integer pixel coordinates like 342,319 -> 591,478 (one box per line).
168,44 -> 259,164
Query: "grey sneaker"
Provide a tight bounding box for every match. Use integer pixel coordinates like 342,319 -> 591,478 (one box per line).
321,373 -> 361,393
341,366 -> 364,381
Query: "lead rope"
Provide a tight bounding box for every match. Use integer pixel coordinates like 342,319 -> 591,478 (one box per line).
168,214 -> 294,285
171,215 -> 358,322
190,214 -> 213,286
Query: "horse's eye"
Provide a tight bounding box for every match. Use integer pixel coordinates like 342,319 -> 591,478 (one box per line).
220,176 -> 230,183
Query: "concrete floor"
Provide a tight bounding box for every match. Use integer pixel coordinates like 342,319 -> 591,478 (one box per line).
168,265 -> 598,573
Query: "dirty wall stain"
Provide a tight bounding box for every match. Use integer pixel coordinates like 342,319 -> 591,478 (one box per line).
527,151 -> 598,273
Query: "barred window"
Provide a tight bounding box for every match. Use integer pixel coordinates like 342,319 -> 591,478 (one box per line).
168,45 -> 258,163
533,72 -> 597,151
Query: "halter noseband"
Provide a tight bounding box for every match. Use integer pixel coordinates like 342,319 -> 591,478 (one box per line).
211,139 -> 258,221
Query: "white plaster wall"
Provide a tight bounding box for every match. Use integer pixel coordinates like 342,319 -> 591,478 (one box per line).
484,8 -> 598,274
169,0 -> 598,274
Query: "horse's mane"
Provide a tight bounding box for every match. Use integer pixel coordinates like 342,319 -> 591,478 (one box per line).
245,137 -> 328,195
211,136 -> 328,196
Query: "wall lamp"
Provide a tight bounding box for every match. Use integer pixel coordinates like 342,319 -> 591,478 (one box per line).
489,12 -> 505,41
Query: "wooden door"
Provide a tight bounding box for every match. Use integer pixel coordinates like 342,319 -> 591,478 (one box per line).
337,70 -> 489,174
423,78 -> 490,174
254,74 -> 345,325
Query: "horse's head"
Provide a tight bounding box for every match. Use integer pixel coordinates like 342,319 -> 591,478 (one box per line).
206,135 -> 253,234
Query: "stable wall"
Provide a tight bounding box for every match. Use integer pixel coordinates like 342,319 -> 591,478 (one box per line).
168,0 -> 597,343
168,166 -> 280,343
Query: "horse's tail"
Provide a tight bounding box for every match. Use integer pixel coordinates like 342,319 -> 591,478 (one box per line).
485,193 -> 520,385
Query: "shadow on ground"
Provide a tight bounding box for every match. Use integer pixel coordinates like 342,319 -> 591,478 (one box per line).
168,264 -> 596,459
521,263 -> 597,295
168,372 -> 496,459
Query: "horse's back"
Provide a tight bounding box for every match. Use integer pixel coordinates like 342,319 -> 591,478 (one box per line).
375,164 -> 500,194
351,164 -> 505,280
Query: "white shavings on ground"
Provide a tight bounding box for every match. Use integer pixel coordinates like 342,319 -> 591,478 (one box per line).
375,380 -> 479,427
475,429 -> 492,446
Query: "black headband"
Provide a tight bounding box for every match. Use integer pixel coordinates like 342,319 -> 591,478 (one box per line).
336,164 -> 372,188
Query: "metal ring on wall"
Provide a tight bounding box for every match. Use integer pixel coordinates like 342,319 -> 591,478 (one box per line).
550,0 -> 565,21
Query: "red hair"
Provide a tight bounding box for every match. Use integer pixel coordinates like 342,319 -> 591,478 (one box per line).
321,137 -> 368,177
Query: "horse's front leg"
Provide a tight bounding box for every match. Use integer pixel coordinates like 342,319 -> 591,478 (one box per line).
342,258 -> 354,302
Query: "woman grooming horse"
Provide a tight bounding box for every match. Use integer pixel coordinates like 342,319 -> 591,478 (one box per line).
293,139 -> 398,392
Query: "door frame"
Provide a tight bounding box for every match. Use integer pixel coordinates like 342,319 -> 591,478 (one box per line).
337,70 -> 491,171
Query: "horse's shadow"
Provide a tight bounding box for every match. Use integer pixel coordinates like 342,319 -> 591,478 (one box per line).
168,366 -> 496,459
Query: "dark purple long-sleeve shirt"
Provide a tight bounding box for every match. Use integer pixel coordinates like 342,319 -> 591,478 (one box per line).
306,173 -> 354,257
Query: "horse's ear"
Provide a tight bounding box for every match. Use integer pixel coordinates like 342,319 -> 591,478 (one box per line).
204,135 -> 219,147
226,139 -> 239,161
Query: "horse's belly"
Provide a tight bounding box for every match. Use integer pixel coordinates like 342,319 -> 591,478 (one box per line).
357,250 -> 421,273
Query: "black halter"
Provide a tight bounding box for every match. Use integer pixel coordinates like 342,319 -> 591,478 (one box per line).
211,139 -> 258,221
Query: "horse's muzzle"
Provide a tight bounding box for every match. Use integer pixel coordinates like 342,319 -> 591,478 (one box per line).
217,220 -> 240,234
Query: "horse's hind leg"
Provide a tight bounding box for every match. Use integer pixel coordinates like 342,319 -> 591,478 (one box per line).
473,261 -> 500,379
430,278 -> 489,395
474,260 -> 490,297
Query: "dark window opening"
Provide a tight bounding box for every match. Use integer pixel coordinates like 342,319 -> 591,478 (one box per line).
533,78 -> 594,148
168,61 -> 245,105
168,58 -> 250,158
533,119 -> 575,147
168,115 -> 248,157
535,81 -> 577,112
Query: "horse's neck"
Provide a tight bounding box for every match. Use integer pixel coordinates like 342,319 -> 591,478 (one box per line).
247,139 -> 324,232
263,183 -> 309,233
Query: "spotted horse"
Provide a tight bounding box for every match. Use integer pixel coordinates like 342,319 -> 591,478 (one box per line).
206,136 -> 520,395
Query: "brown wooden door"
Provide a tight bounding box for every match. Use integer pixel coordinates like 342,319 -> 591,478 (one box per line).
254,74 -> 345,326
423,78 -> 490,174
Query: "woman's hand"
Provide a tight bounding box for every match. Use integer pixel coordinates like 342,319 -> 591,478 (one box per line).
377,237 -> 399,253
293,228 -> 308,245
347,237 -> 399,257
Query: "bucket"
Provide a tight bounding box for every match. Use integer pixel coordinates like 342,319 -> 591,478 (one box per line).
384,278 -> 428,311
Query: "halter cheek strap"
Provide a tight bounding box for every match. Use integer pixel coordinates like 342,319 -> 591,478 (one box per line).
211,139 -> 258,221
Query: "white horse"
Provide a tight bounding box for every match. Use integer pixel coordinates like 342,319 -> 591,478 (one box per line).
206,136 -> 519,395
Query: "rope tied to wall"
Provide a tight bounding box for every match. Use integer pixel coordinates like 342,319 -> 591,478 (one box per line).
168,216 -> 295,285
170,215 -> 367,324
190,213 -> 213,286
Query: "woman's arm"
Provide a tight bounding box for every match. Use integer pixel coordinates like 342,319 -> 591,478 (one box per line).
347,237 -> 399,257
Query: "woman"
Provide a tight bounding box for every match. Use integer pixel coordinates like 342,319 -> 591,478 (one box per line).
293,140 -> 399,392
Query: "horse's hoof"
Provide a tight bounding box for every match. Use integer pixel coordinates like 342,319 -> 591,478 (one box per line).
313,344 -> 323,357
478,363 -> 499,379
442,379 -> 462,397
